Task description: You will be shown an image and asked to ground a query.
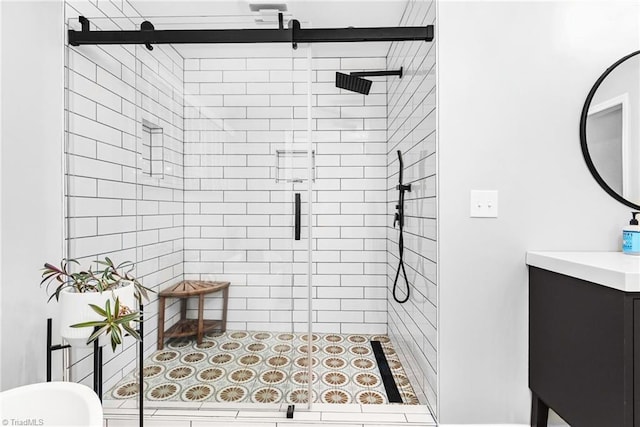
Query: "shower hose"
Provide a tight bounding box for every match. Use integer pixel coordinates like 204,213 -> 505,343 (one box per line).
393,150 -> 410,304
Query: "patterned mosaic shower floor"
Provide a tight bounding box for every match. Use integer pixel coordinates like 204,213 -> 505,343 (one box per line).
108,331 -> 419,405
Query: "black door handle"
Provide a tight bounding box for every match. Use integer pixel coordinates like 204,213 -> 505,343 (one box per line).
294,193 -> 301,240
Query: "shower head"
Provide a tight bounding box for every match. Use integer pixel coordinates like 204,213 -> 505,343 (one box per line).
335,72 -> 372,95
335,67 -> 403,95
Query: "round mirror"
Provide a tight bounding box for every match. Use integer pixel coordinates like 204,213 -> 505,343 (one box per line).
580,50 -> 640,210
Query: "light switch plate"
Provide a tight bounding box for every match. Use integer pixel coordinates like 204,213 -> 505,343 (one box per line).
470,190 -> 498,218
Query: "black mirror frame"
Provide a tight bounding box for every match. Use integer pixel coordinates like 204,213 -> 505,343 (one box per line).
579,49 -> 640,211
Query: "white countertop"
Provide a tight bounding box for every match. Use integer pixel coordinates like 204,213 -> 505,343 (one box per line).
526,251 -> 640,292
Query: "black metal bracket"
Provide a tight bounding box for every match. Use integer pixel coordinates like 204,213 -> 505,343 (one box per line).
141,20 -> 155,51
288,19 -> 301,50
287,404 -> 295,419
79,15 -> 90,32
278,13 -> 284,30
68,16 -> 434,47
352,67 -> 403,78
396,183 -> 411,192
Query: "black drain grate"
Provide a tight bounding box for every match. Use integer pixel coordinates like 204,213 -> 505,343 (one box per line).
370,340 -> 402,403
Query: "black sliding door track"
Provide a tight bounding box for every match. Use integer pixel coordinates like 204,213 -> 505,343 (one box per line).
68,16 -> 434,47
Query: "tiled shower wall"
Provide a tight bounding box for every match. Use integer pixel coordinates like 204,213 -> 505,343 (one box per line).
386,0 -> 438,415
65,1 -> 184,391
182,52 -> 389,335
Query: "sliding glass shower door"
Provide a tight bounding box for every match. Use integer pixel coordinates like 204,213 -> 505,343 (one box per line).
64,14 -> 314,412
130,21 -> 314,409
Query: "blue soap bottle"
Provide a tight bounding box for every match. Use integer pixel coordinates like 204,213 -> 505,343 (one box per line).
622,212 -> 640,255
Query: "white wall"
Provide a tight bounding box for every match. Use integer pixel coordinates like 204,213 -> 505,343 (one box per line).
1,1 -> 64,390
438,0 -> 640,424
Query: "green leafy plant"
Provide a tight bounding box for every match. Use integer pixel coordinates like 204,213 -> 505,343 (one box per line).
40,257 -> 152,302
40,257 -> 153,349
71,297 -> 142,351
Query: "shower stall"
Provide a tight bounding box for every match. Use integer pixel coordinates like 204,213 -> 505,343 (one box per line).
62,0 -> 436,422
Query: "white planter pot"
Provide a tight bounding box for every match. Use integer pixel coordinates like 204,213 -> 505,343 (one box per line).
59,282 -> 136,348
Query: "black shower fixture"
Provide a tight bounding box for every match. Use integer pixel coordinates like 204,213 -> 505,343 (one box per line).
336,68 -> 403,95
393,150 -> 411,304
336,73 -> 372,95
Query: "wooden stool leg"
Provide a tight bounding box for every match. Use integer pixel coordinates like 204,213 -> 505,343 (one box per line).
157,296 -> 166,350
221,287 -> 229,333
180,298 -> 187,320
197,294 -> 205,345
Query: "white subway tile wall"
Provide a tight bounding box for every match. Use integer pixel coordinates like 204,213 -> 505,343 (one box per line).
65,1 -> 185,393
183,52 -> 388,335
386,0 -> 438,416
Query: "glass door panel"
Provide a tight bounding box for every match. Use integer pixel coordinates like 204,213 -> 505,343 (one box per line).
64,13 -> 313,413
64,15 -> 142,401
131,18 -> 313,411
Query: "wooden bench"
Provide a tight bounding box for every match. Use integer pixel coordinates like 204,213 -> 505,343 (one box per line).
157,280 -> 230,350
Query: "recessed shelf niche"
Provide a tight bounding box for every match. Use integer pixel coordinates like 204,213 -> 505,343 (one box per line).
141,119 -> 164,178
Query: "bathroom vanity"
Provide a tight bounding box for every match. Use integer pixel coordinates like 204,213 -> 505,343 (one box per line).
526,251 -> 640,427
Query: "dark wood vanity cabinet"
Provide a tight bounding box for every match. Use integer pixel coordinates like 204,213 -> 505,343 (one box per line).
635,299 -> 640,427
529,267 -> 640,427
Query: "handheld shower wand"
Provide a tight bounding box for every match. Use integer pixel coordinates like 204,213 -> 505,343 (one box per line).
393,150 -> 411,304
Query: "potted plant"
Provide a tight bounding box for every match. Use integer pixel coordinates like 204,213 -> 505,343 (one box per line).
40,258 -> 152,350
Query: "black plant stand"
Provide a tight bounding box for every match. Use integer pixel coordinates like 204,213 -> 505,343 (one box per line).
47,307 -> 145,427
46,318 -> 103,401
46,318 -> 70,382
